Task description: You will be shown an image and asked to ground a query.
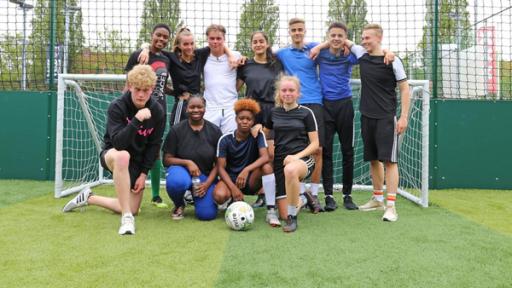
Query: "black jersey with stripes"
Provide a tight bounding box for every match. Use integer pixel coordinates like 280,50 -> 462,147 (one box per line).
216,130 -> 267,178
350,45 -> 407,119
265,105 -> 318,158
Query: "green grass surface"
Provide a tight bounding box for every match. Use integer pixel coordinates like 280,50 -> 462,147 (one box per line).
0,180 -> 511,288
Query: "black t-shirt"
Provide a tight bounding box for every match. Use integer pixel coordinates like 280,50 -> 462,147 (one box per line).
358,54 -> 407,119
162,47 -> 210,98
216,130 -> 267,177
125,49 -> 170,115
162,120 -> 222,174
265,105 -> 317,158
103,92 -> 165,174
237,59 -> 282,103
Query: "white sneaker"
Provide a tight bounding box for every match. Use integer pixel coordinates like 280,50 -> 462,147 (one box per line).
62,187 -> 92,212
358,197 -> 385,211
118,214 -> 135,235
266,210 -> 281,227
382,206 -> 398,222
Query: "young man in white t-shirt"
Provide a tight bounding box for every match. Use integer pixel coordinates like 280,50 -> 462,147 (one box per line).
203,24 -> 241,134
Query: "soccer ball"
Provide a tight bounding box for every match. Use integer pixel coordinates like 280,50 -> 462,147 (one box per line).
225,201 -> 254,231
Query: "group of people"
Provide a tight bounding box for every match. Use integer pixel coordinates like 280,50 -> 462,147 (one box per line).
62,18 -> 410,235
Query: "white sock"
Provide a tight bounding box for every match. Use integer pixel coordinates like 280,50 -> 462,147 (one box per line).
387,193 -> 397,207
373,190 -> 385,202
287,205 -> 298,216
300,182 -> 306,194
310,183 -> 319,196
262,174 -> 276,208
122,212 -> 133,218
299,193 -> 307,206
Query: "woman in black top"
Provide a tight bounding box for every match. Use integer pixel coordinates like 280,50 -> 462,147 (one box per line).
237,31 -> 282,208
162,95 -> 222,221
264,76 -> 319,232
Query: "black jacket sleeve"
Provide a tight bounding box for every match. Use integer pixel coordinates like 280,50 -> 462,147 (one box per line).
140,103 -> 165,174
107,102 -> 142,150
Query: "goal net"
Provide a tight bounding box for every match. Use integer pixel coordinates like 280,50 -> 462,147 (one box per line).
55,74 -> 429,207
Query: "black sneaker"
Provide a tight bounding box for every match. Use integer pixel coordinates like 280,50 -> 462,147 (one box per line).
303,191 -> 322,214
251,194 -> 266,208
324,196 -> 338,212
343,195 -> 358,210
283,215 -> 297,233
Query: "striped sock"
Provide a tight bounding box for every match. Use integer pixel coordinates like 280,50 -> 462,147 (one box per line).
373,190 -> 384,202
387,193 -> 397,207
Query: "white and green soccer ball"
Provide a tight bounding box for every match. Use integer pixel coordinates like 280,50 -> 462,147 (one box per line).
225,201 -> 254,231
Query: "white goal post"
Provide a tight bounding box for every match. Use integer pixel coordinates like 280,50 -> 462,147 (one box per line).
55,74 -> 429,207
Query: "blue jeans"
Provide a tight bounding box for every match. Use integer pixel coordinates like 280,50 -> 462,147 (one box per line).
165,165 -> 218,221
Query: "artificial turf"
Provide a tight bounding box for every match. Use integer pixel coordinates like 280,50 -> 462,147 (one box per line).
0,180 -> 511,288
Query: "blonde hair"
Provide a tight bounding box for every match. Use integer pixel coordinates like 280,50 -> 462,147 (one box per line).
363,23 -> 383,36
288,18 -> 305,27
127,65 -> 156,89
274,75 -> 301,107
205,24 -> 226,37
173,27 -> 194,54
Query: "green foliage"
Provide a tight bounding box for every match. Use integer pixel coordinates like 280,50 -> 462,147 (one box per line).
29,0 -> 84,88
420,0 -> 473,49
327,0 -> 368,42
137,0 -> 183,48
0,33 -> 23,89
235,0 -> 279,58
500,60 -> 512,99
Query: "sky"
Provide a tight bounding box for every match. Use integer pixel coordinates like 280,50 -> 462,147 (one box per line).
2,0 -> 511,60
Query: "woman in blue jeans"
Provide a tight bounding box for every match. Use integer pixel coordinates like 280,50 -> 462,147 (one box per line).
162,95 -> 222,220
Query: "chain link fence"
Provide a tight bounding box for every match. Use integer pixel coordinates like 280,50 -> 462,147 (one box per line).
1,0 -> 511,99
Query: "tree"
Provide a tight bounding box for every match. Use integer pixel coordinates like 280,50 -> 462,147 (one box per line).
0,33 -> 24,89
419,0 -> 472,51
327,0 -> 368,42
29,0 -> 84,88
235,0 -> 279,58
137,0 -> 183,48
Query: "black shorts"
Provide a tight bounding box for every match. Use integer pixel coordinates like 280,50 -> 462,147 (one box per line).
170,99 -> 188,126
360,115 -> 399,163
229,172 -> 257,195
100,149 -> 143,189
273,155 -> 315,199
302,103 -> 324,147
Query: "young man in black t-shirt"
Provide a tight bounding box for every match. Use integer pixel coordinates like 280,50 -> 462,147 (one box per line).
125,23 -> 172,209
63,65 -> 165,235
346,24 -> 410,222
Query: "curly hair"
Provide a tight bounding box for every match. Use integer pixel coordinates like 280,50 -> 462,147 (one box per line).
234,98 -> 261,116
127,64 -> 156,89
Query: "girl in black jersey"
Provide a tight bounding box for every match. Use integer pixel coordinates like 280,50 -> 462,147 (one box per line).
162,95 -> 222,221
214,99 -> 280,227
236,31 -> 282,209
264,76 -> 319,232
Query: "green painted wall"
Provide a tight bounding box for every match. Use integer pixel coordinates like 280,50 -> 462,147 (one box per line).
1,91 -> 510,190
0,91 -> 56,180
430,100 -> 512,189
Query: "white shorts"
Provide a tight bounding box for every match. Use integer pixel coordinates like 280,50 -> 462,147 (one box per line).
204,107 -> 237,134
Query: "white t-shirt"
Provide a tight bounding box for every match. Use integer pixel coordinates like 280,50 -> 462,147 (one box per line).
203,51 -> 241,109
